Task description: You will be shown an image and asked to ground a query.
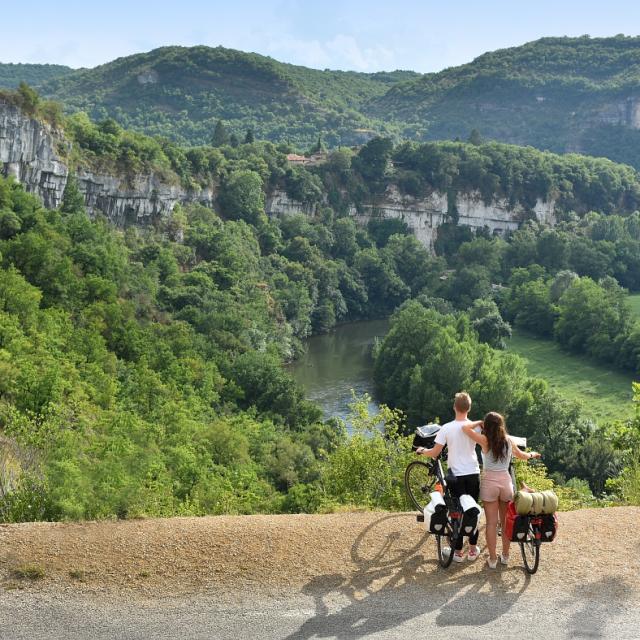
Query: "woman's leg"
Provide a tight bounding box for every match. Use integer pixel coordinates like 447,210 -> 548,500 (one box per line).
498,499 -> 510,558
484,500 -> 499,561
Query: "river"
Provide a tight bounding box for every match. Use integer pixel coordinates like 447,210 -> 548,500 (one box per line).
289,319 -> 389,424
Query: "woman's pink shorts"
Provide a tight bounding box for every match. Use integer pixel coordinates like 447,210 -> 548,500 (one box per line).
480,470 -> 514,502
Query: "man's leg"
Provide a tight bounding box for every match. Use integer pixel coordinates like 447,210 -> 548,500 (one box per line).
466,474 -> 481,553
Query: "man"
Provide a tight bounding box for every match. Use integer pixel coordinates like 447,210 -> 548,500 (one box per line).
416,392 -> 482,562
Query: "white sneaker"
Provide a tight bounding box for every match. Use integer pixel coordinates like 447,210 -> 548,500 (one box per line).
452,552 -> 465,563
500,554 -> 509,565
487,557 -> 498,569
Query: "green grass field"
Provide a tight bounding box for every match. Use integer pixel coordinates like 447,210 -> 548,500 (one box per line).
629,293 -> 640,318
507,330 -> 636,422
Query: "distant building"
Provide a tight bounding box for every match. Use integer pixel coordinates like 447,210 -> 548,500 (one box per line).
286,153 -> 310,165
286,152 -> 328,167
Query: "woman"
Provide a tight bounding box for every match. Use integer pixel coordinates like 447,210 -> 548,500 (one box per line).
462,412 -> 541,569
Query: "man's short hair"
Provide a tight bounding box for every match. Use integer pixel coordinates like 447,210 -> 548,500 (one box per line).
454,392 -> 471,413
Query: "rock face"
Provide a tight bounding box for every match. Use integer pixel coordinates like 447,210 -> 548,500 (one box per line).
266,186 -> 555,250
0,102 -> 68,209
1,101 -> 556,248
0,101 -> 214,224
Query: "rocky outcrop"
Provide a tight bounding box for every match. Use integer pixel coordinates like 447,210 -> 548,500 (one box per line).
266,186 -> 555,250
0,102 -> 68,209
0,101 -> 214,224
1,101 -> 556,248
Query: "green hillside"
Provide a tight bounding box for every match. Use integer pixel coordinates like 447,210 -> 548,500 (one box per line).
39,46 -> 417,147
367,35 -> 640,167
0,63 -> 73,89
14,37 -> 640,168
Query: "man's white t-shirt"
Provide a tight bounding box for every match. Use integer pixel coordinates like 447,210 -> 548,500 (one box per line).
434,419 -> 480,476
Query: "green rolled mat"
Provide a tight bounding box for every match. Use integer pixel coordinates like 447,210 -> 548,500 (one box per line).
513,490 -> 559,515
514,491 -> 533,515
530,492 -> 544,514
541,490 -> 559,514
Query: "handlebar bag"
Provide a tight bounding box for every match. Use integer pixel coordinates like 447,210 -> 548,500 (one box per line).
412,424 -> 440,451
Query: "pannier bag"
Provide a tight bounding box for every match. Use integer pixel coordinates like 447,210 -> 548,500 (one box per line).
412,424 -> 441,451
514,490 -> 559,515
459,494 -> 481,537
504,501 -> 529,542
423,491 -> 447,532
539,513 -> 558,542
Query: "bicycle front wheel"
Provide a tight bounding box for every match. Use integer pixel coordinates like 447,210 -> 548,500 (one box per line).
404,461 -> 435,512
520,526 -> 540,574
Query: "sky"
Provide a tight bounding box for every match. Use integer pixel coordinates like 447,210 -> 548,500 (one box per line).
3,0 -> 640,73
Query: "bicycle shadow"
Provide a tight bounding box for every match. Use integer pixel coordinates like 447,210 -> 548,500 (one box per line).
285,513 -> 531,640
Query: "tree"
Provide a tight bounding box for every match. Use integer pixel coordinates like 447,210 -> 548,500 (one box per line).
211,120 -> 229,147
218,170 -> 265,225
468,129 -> 483,145
17,82 -> 40,115
244,129 -> 255,144
60,174 -> 86,215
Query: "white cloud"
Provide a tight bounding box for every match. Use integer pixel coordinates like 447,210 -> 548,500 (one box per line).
267,33 -> 395,71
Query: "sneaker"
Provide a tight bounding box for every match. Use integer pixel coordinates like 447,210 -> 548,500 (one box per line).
452,552 -> 465,563
467,546 -> 481,561
499,553 -> 509,565
486,557 -> 498,569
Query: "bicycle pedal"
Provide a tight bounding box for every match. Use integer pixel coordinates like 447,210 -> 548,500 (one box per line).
416,514 -> 424,522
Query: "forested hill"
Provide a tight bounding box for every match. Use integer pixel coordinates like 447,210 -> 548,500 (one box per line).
31,46 -> 417,148
9,37 -> 640,168
0,62 -> 73,89
367,35 -> 640,167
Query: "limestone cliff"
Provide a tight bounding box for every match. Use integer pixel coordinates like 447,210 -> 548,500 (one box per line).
0,101 -> 214,224
266,186 -> 555,251
1,101 -> 555,249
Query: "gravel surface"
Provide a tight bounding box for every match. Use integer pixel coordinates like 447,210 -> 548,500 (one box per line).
0,507 -> 638,639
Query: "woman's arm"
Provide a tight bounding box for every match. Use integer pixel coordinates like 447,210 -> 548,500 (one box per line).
512,442 -> 542,461
462,421 -> 488,451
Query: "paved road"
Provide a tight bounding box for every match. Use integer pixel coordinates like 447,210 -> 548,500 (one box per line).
1,582 -> 637,640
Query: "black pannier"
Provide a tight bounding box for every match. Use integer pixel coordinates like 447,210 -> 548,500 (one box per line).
509,515 -> 530,542
538,514 -> 558,542
429,504 -> 448,534
412,424 -> 441,451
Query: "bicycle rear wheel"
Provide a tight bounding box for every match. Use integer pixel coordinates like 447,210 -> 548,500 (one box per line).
404,461 -> 435,512
436,528 -> 455,568
519,525 -> 540,574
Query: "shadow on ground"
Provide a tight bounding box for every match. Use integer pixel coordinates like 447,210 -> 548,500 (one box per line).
285,513 -> 531,640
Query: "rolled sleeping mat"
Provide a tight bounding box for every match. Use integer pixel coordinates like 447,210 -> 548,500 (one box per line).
541,490 -> 559,514
530,492 -> 544,514
514,490 -> 534,515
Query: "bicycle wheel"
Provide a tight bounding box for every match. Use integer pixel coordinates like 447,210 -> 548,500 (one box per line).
404,461 -> 435,512
436,527 -> 455,568
519,525 -> 540,574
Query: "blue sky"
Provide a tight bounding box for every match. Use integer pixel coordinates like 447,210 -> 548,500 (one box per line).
3,0 -> 640,72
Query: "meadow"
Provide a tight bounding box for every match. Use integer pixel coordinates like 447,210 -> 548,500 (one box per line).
508,329 -> 636,422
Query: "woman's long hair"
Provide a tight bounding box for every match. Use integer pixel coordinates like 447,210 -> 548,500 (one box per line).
482,412 -> 509,462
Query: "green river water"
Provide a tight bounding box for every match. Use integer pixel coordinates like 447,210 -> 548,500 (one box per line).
289,319 -> 389,424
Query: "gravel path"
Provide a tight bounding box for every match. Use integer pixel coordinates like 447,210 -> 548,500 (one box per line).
0,507 -> 638,639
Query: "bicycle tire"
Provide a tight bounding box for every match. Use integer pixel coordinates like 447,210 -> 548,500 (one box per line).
436,528 -> 455,568
404,460 -> 435,512
520,524 -> 540,574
